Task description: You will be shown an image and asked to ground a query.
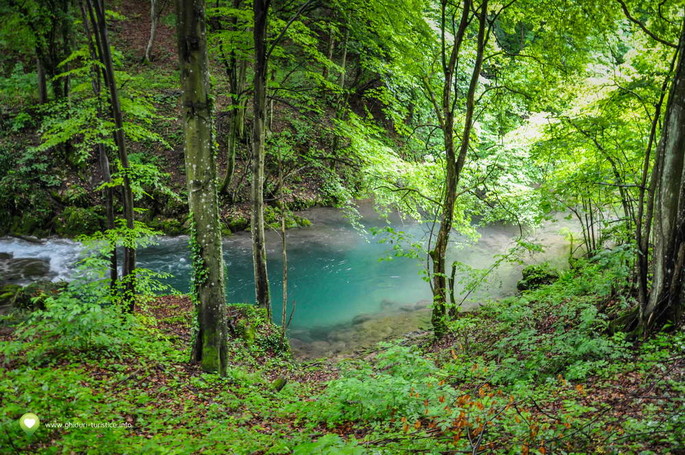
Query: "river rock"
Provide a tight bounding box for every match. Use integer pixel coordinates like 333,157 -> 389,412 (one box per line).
330,341 -> 347,353
24,281 -> 66,309
380,299 -> 397,310
288,338 -> 306,351
309,326 -> 331,341
415,299 -> 431,309
328,327 -> 357,344
309,340 -> 332,355
289,329 -> 313,343
0,257 -> 52,284
352,313 -> 373,325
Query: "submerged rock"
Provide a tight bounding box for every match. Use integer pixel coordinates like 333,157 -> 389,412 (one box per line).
0,255 -> 53,285
352,313 -> 373,325
380,299 -> 397,310
290,301 -> 433,359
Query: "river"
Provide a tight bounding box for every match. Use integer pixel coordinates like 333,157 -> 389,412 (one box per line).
0,205 -> 576,356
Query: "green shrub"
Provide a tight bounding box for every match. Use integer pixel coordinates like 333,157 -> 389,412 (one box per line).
53,206 -> 104,237
311,344 -> 452,425
516,262 -> 559,291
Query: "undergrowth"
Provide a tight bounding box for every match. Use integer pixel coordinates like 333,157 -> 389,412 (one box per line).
1,248 -> 683,454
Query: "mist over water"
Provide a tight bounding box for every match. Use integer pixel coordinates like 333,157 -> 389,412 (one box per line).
0,205 -> 576,333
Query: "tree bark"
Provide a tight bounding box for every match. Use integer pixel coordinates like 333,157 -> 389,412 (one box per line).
177,0 -> 229,375
87,0 -> 136,310
144,0 -> 159,62
219,0 -> 248,196
635,51 -> 676,311
36,57 -> 48,104
323,24 -> 334,79
280,203 -> 288,336
430,0 -> 487,339
339,29 -> 348,89
642,20 -> 685,333
79,0 -> 118,288
251,0 -> 272,319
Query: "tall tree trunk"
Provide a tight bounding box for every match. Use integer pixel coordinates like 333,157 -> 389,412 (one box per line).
79,0 -> 118,288
219,0 -> 248,196
88,0 -> 137,310
280,204 -> 288,336
177,0 -> 229,375
277,160 -> 289,336
635,53 -> 676,310
430,0 -> 487,339
251,0 -> 272,319
642,20 -> 685,333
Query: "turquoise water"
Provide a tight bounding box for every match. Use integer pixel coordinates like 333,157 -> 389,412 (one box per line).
0,206 -> 574,332
137,208 -> 433,329
135,207 -> 574,330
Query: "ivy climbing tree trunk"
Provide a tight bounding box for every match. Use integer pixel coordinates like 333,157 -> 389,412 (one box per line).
251,0 -> 272,320
177,0 -> 229,375
87,0 -> 136,310
642,20 -> 685,333
429,0 -> 488,339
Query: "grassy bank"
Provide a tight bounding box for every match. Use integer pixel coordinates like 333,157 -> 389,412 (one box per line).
1,253 -> 683,454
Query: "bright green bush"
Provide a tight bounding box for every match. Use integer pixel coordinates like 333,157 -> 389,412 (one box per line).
310,344 -> 453,425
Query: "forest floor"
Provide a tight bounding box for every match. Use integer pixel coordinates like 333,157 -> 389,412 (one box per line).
1,258 -> 684,454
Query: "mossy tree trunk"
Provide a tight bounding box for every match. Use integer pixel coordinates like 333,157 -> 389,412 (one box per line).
177,0 -> 229,375
642,20 -> 685,333
252,0 -> 272,320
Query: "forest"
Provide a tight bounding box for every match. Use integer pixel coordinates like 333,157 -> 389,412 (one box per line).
0,0 -> 684,453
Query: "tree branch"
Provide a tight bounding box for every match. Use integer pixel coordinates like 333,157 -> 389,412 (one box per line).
615,0 -> 677,48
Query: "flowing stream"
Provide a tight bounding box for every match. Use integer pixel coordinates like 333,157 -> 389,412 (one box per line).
0,205 -> 577,357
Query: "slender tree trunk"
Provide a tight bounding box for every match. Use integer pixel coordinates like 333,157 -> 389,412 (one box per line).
88,0 -> 136,310
79,0 -> 118,288
177,0 -> 229,375
642,20 -> 685,333
251,0 -> 272,319
144,0 -> 159,62
36,57 -> 48,104
219,0 -> 247,196
323,24 -> 334,79
338,29 -> 348,89
280,205 -> 288,336
430,0 -> 487,338
277,159 -> 289,336
219,62 -> 247,196
99,145 -> 118,287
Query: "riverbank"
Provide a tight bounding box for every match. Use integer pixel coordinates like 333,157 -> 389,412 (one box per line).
1,253 -> 683,453
141,294 -> 434,360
